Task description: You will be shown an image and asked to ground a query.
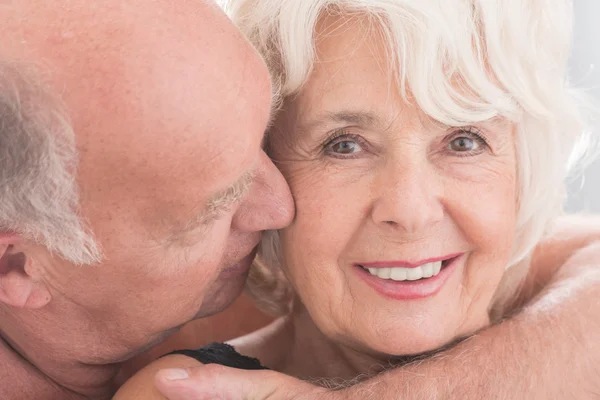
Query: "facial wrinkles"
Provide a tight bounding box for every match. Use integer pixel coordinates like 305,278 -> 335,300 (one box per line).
169,169 -> 256,243
292,110 -> 509,264
155,124 -> 260,247
268,126 -> 320,191
268,14 -> 523,362
286,96 -> 514,240
276,137 -> 365,330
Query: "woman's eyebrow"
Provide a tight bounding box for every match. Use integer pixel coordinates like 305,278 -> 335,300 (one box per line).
298,110 -> 381,132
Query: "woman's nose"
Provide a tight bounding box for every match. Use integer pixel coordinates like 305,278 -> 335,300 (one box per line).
370,159 -> 444,235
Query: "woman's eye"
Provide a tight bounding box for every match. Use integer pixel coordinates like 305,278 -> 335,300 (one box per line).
322,131 -> 366,158
447,129 -> 488,155
449,136 -> 478,152
329,140 -> 361,154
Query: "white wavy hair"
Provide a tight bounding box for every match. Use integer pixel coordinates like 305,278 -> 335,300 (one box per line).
221,0 -> 596,315
0,61 -> 102,265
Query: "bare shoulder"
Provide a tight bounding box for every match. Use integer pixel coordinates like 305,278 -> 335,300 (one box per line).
113,354 -> 202,400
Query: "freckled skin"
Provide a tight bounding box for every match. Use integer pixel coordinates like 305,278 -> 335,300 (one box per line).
269,15 -> 518,358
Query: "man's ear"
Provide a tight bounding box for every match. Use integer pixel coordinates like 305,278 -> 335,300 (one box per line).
0,234 -> 51,309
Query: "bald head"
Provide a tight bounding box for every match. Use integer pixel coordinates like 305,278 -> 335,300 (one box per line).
0,0 -> 274,247
0,0 -> 272,262
0,0 -> 270,135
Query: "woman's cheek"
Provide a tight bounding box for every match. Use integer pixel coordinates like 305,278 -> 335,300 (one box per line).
281,161 -> 371,266
287,170 -> 350,246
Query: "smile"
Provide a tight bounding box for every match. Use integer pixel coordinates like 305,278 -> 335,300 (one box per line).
355,254 -> 463,300
360,259 -> 453,281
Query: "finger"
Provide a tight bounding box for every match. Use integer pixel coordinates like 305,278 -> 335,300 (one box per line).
155,364 -> 284,400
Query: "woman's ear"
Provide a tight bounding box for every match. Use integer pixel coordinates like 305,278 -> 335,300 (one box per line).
0,234 -> 52,309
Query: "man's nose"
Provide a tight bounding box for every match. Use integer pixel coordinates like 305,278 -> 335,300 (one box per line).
231,151 -> 294,232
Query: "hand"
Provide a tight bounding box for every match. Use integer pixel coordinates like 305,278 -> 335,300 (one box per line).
155,364 -> 332,400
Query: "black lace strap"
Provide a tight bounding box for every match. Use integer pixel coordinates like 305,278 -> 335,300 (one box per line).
168,342 -> 268,370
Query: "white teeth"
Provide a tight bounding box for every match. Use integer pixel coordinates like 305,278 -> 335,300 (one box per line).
376,268 -> 391,279
406,267 -> 423,280
365,261 -> 443,281
390,267 -> 407,281
422,263 -> 434,278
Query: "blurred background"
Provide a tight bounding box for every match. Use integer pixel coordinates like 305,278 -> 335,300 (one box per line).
566,0 -> 600,212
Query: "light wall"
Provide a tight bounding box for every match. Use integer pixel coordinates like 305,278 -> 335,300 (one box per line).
566,0 -> 600,212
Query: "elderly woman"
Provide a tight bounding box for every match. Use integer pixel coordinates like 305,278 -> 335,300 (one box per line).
116,0 -> 599,397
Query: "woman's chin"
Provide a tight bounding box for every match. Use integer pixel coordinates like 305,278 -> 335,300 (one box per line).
369,335 -> 455,359
356,320 -> 486,362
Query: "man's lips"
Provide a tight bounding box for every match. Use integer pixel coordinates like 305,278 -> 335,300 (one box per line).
220,247 -> 258,277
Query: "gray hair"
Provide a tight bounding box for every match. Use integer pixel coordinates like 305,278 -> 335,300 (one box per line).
0,61 -> 101,265
227,0 -> 598,317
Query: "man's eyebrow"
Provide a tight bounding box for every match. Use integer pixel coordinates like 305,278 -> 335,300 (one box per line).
205,169 -> 255,218
167,170 -> 255,244
298,110 -> 381,132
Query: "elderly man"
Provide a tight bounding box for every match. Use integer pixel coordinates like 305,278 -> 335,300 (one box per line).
0,1 -> 598,400
0,0 -> 293,399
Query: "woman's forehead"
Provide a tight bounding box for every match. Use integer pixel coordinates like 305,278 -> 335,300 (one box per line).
288,54 -> 506,131
290,12 -> 515,127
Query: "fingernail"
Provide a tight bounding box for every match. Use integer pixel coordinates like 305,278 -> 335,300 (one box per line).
161,368 -> 189,381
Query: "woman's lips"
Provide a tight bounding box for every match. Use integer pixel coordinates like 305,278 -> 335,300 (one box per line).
359,253 -> 464,269
354,254 -> 462,300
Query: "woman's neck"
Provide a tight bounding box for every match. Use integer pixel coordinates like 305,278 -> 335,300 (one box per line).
231,302 -> 393,385
285,303 -> 396,383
